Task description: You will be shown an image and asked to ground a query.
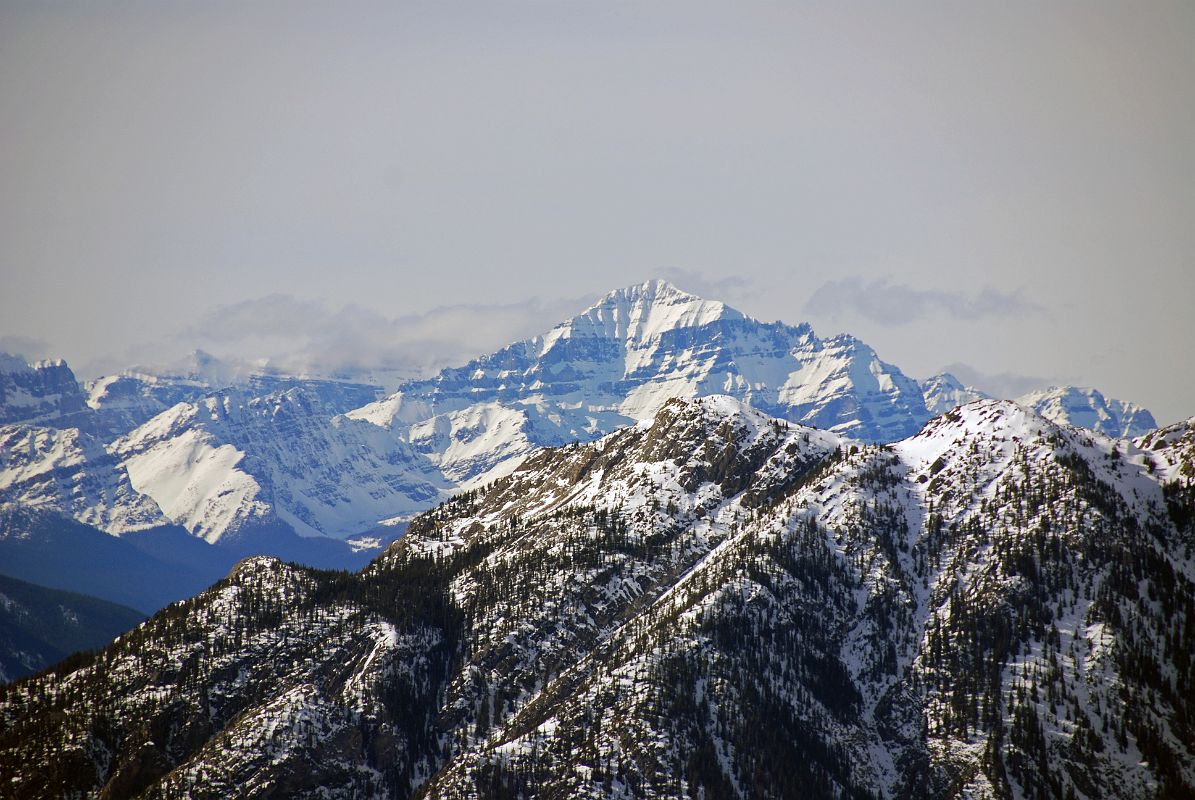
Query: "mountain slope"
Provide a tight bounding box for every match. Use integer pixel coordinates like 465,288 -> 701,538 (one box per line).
0,507 -> 239,612
87,356 -> 385,438
0,574 -> 144,684
1137,416 -> 1195,482
2,397 -> 1192,798
0,357 -> 432,553
0,348 -> 386,440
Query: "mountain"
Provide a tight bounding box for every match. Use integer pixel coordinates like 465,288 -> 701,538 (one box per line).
2,397 -> 1191,798
349,279 -> 932,487
922,375 -> 1159,441
110,386 -> 449,544
0,573 -> 144,684
81,350 -> 230,438
0,423 -> 170,533
0,350 -> 388,441
87,351 -> 386,438
1,378 -> 441,547
85,371 -> 210,438
0,354 -> 92,431
920,372 -> 991,415
1017,385 -> 1158,439
0,354 -> 417,570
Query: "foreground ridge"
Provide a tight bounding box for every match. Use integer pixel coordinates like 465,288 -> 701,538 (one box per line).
1,396 -> 1193,798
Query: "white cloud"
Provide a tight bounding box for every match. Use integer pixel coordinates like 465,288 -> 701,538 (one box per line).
0,335 -> 51,362
805,278 -> 1044,326
169,293 -> 595,385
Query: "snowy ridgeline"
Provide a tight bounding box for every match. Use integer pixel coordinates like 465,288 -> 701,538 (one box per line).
2,396 -> 1193,798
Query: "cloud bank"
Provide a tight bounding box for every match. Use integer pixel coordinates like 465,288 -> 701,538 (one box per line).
165,293 -> 596,387
805,278 -> 1043,326
0,335 -> 51,362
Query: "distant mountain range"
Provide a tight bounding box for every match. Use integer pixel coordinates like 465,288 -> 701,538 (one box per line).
0,280 -> 1164,609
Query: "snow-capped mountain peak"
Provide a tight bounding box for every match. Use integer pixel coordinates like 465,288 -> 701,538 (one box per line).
894,398 -> 1060,474
535,279 -> 742,355
1136,415 -> 1195,483
0,354 -> 92,430
1016,384 -> 1157,439
347,279 -> 929,497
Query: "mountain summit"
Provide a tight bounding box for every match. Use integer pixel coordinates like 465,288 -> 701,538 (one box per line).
350,279 -> 932,487
538,279 -> 743,350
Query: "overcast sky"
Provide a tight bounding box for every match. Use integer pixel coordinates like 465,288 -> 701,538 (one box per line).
1,1 -> 1192,423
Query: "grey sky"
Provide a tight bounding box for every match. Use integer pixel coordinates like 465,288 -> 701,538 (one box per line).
1,1 -> 1192,423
